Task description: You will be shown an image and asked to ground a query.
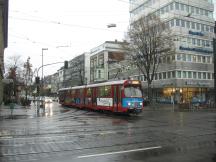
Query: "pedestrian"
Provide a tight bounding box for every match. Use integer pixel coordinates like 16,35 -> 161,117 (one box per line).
10,96 -> 15,116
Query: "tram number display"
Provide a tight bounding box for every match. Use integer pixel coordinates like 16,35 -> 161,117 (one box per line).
97,98 -> 113,107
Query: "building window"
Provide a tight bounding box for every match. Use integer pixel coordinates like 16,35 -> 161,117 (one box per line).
203,72 -> 206,79
177,54 -> 181,61
207,56 -> 210,63
160,7 -> 164,14
177,71 -> 181,78
187,37 -> 192,44
98,70 -> 101,79
181,20 -> 185,27
206,26 -> 210,32
168,71 -> 171,78
198,72 -> 202,79
155,73 -> 158,80
171,55 -> 175,61
167,56 -> 171,63
188,71 -> 192,78
207,73 -> 211,79
187,54 -> 192,62
170,3 -> 173,10
192,22 -> 195,29
191,6 -> 195,13
182,54 -> 186,61
176,19 -> 180,26
183,71 -> 187,78
210,27 -> 214,33
201,24 -> 205,31
186,21 -> 190,28
175,2 -> 179,10
202,40 -> 205,46
206,40 -> 210,47
208,0 -> 213,4
192,55 -> 197,62
186,5 -> 189,12
193,72 -> 197,79
180,3 -> 184,11
172,71 -> 176,78
159,73 -> 162,80
162,56 -> 166,63
196,7 -> 200,14
197,56 -> 201,62
197,23 -> 201,30
202,56 -> 206,63
163,72 -> 166,79
171,19 -> 174,27
197,39 -> 201,46
192,38 -> 196,45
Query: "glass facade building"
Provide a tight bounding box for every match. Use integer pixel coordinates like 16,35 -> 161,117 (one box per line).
129,0 -> 215,104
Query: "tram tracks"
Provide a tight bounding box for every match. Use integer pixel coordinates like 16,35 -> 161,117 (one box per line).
1,106 -> 215,162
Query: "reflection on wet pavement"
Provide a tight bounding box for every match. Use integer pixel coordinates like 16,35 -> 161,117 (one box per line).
0,102 -> 215,162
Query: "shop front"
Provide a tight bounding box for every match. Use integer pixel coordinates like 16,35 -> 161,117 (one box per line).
141,79 -> 213,105
155,87 -> 208,104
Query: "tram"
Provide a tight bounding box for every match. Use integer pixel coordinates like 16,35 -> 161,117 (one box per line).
58,79 -> 144,114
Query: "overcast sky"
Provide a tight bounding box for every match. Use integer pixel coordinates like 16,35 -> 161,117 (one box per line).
5,0 -> 216,78
5,0 -> 129,77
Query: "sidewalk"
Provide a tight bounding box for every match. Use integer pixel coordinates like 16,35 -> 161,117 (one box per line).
0,103 -> 37,119
144,103 -> 216,111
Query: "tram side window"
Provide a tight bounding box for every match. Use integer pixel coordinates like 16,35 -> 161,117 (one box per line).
80,89 -> 84,96
86,88 -> 92,97
59,91 -> 64,98
70,90 -> 73,95
67,90 -> 70,96
75,89 -> 80,96
71,90 -> 75,96
99,86 -> 111,97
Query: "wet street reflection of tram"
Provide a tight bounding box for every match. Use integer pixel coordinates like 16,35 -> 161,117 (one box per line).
0,102 -> 215,162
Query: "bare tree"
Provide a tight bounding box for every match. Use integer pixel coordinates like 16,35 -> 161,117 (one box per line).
126,14 -> 175,101
4,55 -> 23,103
23,57 -> 33,103
5,55 -> 23,75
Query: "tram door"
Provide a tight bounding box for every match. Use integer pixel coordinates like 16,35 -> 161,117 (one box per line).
113,85 -> 118,112
92,87 -> 97,109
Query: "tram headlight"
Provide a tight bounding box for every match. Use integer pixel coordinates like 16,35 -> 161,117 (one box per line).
140,102 -> 143,106
128,102 -> 131,106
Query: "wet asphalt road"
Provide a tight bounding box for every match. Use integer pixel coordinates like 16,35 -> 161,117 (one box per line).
0,102 -> 215,162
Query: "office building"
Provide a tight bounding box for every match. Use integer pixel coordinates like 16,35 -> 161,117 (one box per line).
129,0 -> 214,103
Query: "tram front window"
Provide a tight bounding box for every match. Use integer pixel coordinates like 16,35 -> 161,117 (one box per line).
124,87 -> 142,97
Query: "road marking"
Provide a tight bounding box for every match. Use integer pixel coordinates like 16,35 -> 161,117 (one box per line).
77,146 -> 162,159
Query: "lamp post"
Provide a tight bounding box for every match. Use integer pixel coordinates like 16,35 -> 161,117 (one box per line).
41,48 -> 48,96
213,21 -> 216,105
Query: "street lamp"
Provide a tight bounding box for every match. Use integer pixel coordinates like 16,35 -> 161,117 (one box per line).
213,22 -> 216,105
41,48 -> 48,96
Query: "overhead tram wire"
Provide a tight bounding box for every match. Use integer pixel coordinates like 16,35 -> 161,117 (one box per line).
9,16 -> 125,33
9,33 -> 56,47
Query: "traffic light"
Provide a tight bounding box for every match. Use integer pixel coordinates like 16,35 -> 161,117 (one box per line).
35,77 -> 40,84
37,86 -> 40,94
64,61 -> 68,69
